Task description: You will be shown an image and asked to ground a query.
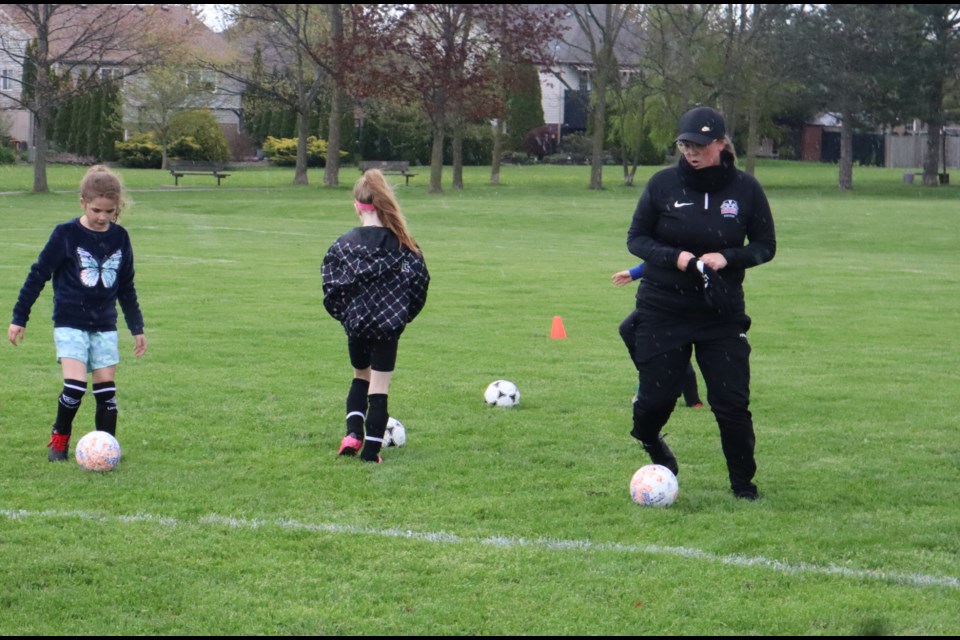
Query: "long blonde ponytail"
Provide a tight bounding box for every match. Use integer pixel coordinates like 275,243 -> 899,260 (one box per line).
353,169 -> 421,255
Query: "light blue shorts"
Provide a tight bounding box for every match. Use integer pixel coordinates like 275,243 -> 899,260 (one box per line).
54,328 -> 120,372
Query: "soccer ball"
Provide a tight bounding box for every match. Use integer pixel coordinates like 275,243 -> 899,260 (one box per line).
484,380 -> 520,408
384,417 -> 407,448
75,430 -> 122,472
629,464 -> 678,507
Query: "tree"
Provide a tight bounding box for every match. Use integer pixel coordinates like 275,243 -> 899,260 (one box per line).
222,4 -> 393,187
559,4 -> 640,190
486,5 -> 564,186
387,5 -> 561,192
634,4 -> 722,147
505,63 -> 546,152
98,79 -> 123,162
905,5 -> 960,186
125,65 -> 212,168
608,80 -> 662,185
791,4 -> 917,190
388,5 -> 492,193
0,4 -> 200,192
706,4 -> 797,176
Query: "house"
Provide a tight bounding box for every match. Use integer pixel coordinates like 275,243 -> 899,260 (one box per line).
538,7 -> 644,144
0,4 -> 247,160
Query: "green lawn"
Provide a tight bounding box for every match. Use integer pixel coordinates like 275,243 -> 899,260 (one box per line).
1,161 -> 958,635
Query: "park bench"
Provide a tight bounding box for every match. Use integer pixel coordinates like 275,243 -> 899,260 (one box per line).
358,160 -> 418,186
168,160 -> 231,186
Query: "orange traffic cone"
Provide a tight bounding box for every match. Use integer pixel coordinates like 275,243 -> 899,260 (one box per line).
550,315 -> 567,339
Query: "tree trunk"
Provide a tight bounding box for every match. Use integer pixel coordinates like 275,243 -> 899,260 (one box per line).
589,83 -> 606,190
744,99 -> 759,177
32,108 -> 50,194
838,111 -> 854,191
324,3 -> 344,188
295,110 -> 310,185
324,87 -> 342,187
922,119 -> 941,187
429,127 -> 444,193
490,118 -> 503,186
451,125 -> 463,190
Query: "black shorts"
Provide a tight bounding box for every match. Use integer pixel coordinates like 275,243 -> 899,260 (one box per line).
348,336 -> 399,372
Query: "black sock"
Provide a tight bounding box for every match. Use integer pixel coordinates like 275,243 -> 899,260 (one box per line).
54,379 -> 87,436
93,381 -> 117,436
361,394 -> 388,461
345,378 -> 370,437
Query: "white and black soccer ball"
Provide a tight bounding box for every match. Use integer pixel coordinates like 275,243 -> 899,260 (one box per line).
75,430 -> 122,472
484,380 -> 520,408
629,464 -> 679,507
384,417 -> 407,448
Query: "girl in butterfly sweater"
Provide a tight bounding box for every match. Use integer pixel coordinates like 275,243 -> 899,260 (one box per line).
8,165 -> 146,461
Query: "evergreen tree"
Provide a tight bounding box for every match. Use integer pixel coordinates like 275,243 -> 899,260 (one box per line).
69,71 -> 89,154
87,76 -> 104,158
505,62 -> 544,151
98,80 -> 123,161
52,73 -> 73,150
21,40 -> 37,108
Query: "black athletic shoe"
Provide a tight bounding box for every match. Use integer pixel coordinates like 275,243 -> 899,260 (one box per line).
641,436 -> 679,476
733,487 -> 759,501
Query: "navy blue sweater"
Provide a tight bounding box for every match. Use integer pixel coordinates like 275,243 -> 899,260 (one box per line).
11,218 -> 144,334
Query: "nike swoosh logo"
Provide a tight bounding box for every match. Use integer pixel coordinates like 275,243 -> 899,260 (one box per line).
674,201 -> 694,208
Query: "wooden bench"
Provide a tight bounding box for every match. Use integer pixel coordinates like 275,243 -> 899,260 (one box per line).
358,160 -> 418,186
168,160 -> 231,186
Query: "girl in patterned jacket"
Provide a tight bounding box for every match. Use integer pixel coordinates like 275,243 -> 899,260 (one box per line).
8,165 -> 147,461
322,169 -> 429,463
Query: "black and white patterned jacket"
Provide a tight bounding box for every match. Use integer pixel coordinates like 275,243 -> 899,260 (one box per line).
322,226 -> 429,339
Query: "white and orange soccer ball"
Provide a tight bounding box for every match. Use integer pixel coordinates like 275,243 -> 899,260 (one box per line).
75,431 -> 122,472
629,464 -> 678,507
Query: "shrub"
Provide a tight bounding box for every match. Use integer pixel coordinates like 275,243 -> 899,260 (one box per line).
0,145 -> 15,164
115,134 -> 163,168
261,136 -> 347,167
170,109 -> 231,163
168,136 -> 204,161
500,150 -> 538,165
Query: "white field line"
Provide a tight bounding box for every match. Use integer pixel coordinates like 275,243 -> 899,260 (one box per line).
2,508 -> 958,590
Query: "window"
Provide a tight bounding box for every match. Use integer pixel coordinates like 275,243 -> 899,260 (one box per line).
1,69 -> 14,91
99,67 -> 124,87
187,68 -> 218,92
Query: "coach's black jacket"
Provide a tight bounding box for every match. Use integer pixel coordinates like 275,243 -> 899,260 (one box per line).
322,226 -> 429,340
627,151 -> 776,313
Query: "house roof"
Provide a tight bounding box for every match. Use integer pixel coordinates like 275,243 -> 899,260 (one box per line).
0,4 -> 227,67
546,4 -> 645,68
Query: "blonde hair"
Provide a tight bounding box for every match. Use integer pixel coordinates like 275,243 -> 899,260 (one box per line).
80,165 -> 127,222
723,137 -> 737,163
354,169 -> 421,255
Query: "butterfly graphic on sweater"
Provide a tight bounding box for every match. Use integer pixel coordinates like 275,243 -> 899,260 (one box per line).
76,247 -> 122,288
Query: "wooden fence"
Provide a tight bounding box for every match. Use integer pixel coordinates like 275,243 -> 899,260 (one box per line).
884,134 -> 960,169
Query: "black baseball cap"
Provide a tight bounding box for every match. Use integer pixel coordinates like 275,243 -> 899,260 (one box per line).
676,107 -> 726,146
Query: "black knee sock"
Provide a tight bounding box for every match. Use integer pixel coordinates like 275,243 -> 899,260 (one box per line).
54,379 -> 87,436
345,378 -> 370,437
93,381 -> 117,436
361,394 -> 388,461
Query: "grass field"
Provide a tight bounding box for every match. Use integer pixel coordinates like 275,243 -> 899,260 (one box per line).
1,161 -> 958,635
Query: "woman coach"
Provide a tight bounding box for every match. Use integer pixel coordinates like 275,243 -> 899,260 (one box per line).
625,106 -> 776,500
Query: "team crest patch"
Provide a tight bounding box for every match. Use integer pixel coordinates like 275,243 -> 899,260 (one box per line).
720,199 -> 739,218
